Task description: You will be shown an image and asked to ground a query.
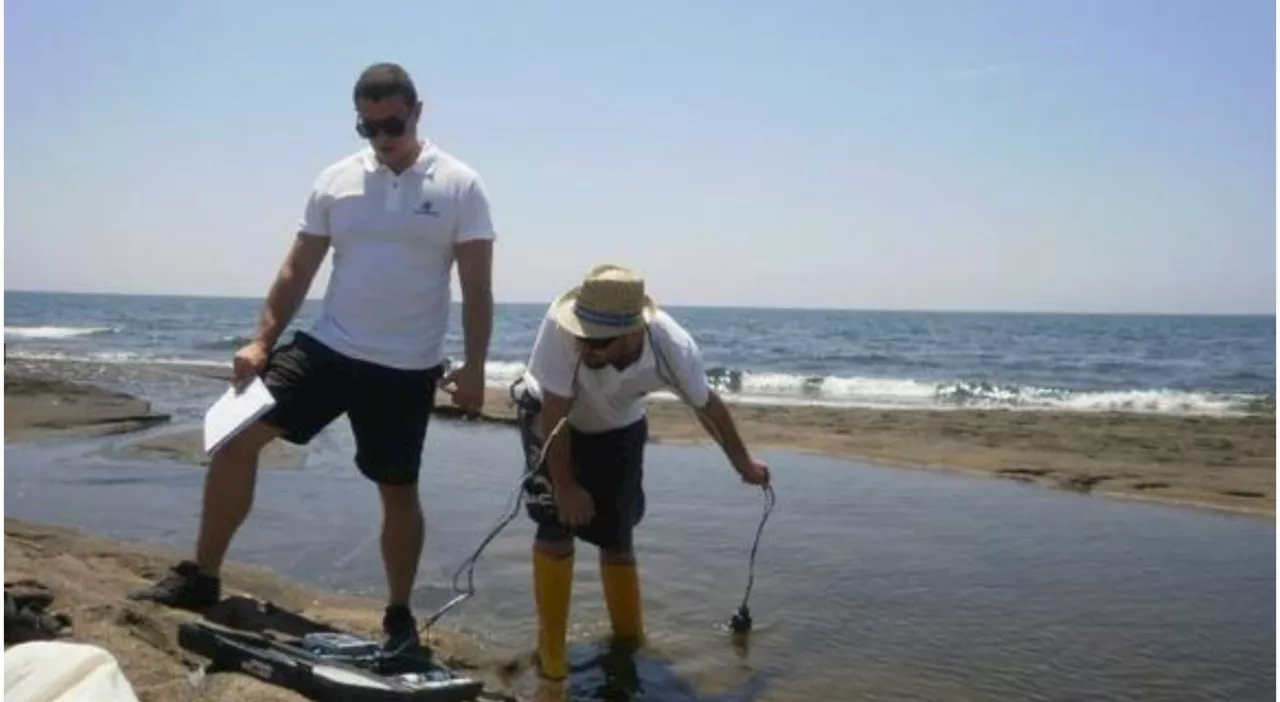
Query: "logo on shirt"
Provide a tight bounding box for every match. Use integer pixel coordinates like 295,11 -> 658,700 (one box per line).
413,199 -> 439,216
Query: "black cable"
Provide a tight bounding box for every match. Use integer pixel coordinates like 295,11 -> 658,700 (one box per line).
730,483 -> 775,633
740,483 -> 776,610
415,380 -> 577,641
417,464 -> 533,634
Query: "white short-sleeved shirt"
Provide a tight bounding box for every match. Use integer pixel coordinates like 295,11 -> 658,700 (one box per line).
520,306 -> 712,433
298,143 -> 496,370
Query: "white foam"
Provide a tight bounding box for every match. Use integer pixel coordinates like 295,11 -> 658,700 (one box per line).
4,349 -> 1266,417
3,349 -> 229,368
4,325 -> 116,339
742,373 -> 939,405
1051,389 -> 1252,415
481,361 -> 528,385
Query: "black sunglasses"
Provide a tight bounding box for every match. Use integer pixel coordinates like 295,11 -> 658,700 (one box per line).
578,336 -> 619,350
356,115 -> 409,139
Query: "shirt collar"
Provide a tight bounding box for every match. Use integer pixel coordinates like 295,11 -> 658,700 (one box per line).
360,140 -> 436,177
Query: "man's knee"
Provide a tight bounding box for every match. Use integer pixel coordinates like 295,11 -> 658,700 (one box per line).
358,452 -> 423,486
378,484 -> 423,518
211,421 -> 281,466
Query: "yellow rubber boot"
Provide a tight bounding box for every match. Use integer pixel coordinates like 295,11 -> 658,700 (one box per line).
600,560 -> 644,643
533,550 -> 574,680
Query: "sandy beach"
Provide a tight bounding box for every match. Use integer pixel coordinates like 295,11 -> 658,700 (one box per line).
3,517 -> 532,702
623,391 -> 1276,518
455,389 -> 1275,518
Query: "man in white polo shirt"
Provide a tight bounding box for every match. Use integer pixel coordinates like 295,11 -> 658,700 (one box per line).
131,63 -> 496,657
510,263 -> 770,681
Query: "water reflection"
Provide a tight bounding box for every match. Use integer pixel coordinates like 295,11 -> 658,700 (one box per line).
4,413 -> 1274,702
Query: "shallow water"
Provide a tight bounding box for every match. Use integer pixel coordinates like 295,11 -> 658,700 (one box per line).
5,387 -> 1274,702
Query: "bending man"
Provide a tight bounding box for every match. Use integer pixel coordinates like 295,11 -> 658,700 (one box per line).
130,63 -> 496,656
511,263 -> 770,681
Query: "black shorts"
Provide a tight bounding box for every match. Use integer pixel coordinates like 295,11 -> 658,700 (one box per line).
514,385 -> 647,552
257,331 -> 444,485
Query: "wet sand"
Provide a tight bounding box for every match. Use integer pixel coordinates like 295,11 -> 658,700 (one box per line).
449,387 -> 1276,518
6,367 -> 1275,518
4,375 -> 171,443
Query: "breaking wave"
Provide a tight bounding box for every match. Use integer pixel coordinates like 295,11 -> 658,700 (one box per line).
5,349 -> 1268,417
700,368 -> 1268,416
4,349 -> 228,369
540,363 -> 1269,416
4,326 -> 117,339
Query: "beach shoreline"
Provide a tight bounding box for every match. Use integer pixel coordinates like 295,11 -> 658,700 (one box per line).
5,364 -> 1275,518
492,389 -> 1274,519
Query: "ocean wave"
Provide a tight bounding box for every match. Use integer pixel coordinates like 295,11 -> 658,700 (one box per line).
4,325 -> 117,339
3,349 -> 228,368
479,360 -> 531,385
931,381 -> 1262,415
5,349 -> 1268,416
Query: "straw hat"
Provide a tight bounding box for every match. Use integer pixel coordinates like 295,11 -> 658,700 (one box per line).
551,263 -> 658,339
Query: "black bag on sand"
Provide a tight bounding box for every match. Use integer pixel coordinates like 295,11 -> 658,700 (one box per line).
177,620 -> 485,702
4,581 -> 73,645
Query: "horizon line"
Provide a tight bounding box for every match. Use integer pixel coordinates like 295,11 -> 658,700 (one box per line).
3,288 -> 1275,319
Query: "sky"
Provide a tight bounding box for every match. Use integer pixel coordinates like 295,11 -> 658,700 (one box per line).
4,0 -> 1276,314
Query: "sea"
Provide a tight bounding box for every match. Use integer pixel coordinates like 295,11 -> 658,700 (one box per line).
4,290 -> 1275,416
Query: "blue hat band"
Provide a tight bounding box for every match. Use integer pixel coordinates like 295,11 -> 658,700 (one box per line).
573,303 -> 642,328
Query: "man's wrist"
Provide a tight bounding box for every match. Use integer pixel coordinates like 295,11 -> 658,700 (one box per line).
551,473 -> 578,491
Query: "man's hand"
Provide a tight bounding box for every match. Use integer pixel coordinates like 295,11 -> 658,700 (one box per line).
442,364 -> 485,414
554,481 -> 594,527
734,456 -> 771,486
232,340 -> 271,391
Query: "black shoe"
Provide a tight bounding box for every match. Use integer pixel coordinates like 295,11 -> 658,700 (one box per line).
128,561 -> 221,609
381,605 -> 421,658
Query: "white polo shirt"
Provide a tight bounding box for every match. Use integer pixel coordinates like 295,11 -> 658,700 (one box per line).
298,143 -> 496,370
521,305 -> 713,433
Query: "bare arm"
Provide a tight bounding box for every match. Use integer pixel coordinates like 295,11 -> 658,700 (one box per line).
538,390 -> 575,488
693,391 -> 754,474
455,239 -> 493,371
254,233 -> 330,349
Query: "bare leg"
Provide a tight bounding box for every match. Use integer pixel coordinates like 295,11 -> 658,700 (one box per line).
378,483 -> 425,607
194,422 -> 281,577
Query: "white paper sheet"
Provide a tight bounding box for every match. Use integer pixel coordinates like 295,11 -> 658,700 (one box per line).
203,376 -> 277,455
